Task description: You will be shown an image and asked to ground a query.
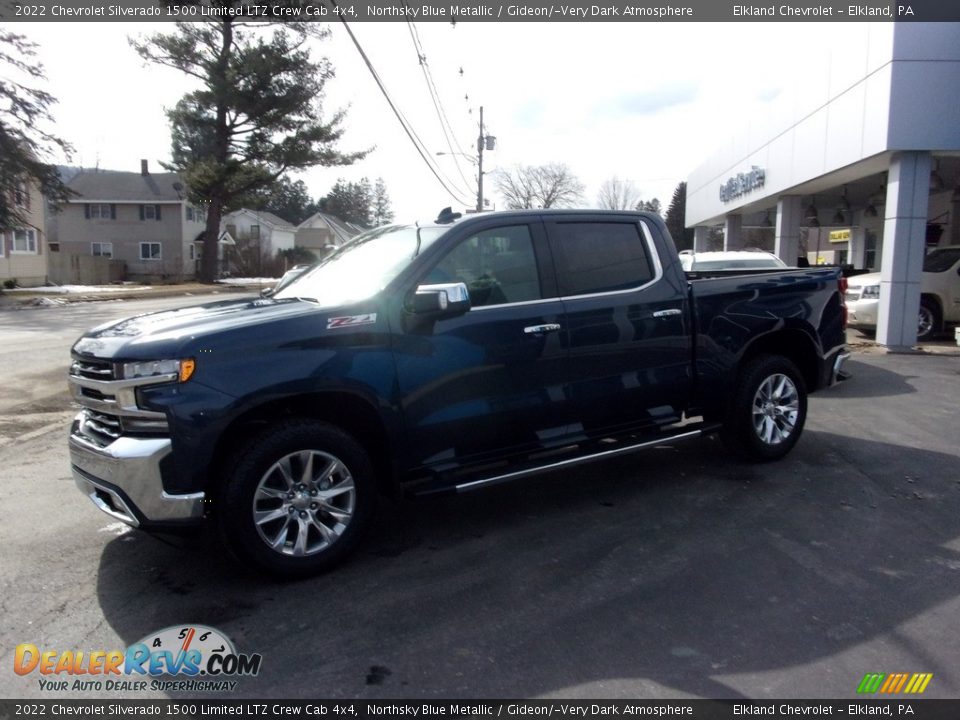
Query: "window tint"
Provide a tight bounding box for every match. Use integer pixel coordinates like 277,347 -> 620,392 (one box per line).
551,222 -> 653,296
426,225 -> 541,307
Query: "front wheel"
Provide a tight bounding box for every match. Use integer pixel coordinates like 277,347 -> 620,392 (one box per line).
219,420 -> 376,578
721,355 -> 808,462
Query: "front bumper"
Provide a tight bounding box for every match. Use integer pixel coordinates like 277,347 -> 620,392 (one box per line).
847,298 -> 879,328
70,415 -> 205,529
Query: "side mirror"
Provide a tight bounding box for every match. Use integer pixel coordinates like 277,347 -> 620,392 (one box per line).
260,287 -> 275,298
410,282 -> 471,317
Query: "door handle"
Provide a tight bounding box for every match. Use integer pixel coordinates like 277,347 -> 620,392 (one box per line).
524,323 -> 562,335
652,309 -> 682,318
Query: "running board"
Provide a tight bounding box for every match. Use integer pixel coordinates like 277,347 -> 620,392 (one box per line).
454,424 -> 721,494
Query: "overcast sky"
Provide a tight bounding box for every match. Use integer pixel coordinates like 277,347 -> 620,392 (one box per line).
19,20 -> 855,222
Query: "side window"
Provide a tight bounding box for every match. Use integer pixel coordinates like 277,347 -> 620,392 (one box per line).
551,221 -> 654,296
425,224 -> 541,307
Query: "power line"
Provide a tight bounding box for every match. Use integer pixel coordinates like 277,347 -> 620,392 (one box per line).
405,19 -> 473,194
332,12 -> 473,208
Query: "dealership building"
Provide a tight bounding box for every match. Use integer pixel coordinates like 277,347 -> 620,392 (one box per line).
686,23 -> 960,350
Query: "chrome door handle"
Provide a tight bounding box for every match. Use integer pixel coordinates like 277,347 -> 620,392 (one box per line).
652,309 -> 682,318
524,323 -> 562,335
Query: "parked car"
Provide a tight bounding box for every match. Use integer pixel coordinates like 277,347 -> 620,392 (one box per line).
68,210 -> 848,577
847,245 -> 960,341
678,249 -> 788,272
262,263 -> 314,297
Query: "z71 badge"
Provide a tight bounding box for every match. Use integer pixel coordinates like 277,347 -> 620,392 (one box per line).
327,313 -> 377,329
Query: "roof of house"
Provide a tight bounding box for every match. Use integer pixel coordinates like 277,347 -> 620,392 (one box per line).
67,169 -> 185,203
297,212 -> 365,244
223,208 -> 297,231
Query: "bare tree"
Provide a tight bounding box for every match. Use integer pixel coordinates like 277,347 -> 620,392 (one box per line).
494,163 -> 585,210
597,176 -> 640,210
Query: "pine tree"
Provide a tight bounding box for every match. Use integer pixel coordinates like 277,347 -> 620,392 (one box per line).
664,182 -> 694,251
372,178 -> 394,226
133,13 -> 366,282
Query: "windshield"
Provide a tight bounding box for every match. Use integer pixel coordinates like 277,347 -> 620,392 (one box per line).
923,247 -> 960,273
275,224 -> 446,305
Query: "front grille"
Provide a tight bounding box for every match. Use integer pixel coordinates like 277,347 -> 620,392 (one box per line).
79,409 -> 123,447
71,357 -> 117,381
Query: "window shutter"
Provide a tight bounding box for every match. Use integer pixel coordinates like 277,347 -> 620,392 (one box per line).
139,205 -> 145,221
155,205 -> 161,221
84,204 -> 90,219
110,204 -> 116,220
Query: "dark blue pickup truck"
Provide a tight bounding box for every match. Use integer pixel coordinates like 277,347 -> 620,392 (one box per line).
68,210 -> 849,576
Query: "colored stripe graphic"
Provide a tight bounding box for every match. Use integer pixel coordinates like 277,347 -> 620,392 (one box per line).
858,672 -> 933,694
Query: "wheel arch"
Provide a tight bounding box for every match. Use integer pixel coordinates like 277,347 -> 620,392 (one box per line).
209,392 -> 398,500
739,328 -> 820,393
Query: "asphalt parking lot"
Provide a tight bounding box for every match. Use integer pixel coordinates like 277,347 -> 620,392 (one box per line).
1,301 -> 958,700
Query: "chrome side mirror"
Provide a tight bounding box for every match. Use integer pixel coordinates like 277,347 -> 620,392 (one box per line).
410,282 -> 471,317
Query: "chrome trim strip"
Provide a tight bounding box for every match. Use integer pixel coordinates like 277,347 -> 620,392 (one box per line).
68,373 -> 178,392
524,323 -> 561,334
455,428 -> 707,493
653,308 -> 683,318
470,219 -> 665,311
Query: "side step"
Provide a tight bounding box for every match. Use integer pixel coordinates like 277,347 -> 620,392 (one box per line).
451,423 -> 722,494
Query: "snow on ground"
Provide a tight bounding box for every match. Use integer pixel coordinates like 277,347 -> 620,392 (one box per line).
6,284 -> 155,294
216,277 -> 279,285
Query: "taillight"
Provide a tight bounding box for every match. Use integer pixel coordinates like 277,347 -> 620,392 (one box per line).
838,276 -> 848,329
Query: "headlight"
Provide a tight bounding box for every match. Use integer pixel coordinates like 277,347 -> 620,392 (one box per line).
122,358 -> 195,383
861,285 -> 880,300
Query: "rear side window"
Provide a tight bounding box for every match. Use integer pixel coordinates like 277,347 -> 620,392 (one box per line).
551,222 -> 654,296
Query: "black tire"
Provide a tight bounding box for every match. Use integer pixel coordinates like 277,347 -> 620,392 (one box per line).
219,420 -> 376,578
720,354 -> 808,462
917,297 -> 941,342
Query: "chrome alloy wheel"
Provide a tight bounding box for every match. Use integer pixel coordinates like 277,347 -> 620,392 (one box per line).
252,450 -> 356,557
918,305 -> 935,339
751,373 -> 800,446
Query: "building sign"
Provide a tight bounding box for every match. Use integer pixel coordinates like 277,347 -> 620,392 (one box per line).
719,166 -> 765,203
829,229 -> 851,243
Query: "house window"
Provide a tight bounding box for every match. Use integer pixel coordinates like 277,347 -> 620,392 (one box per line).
87,204 -> 114,220
13,229 -> 37,253
92,242 -> 113,258
139,242 -> 162,261
140,204 -> 161,221
195,206 -> 206,224
14,182 -> 29,209
250,224 -> 260,240
186,206 -> 194,221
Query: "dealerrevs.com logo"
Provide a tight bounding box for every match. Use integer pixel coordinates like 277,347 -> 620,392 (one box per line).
14,625 -> 262,693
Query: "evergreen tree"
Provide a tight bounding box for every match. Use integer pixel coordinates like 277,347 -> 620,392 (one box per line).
133,11 -> 366,282
319,178 -> 373,227
0,30 -> 73,229
664,182 -> 694,251
372,177 -> 394,226
636,198 -> 663,216
259,177 -> 317,226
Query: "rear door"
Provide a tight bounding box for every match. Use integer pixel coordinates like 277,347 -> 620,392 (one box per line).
544,215 -> 692,437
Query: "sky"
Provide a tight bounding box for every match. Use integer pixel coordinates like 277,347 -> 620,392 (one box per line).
16,20 -> 857,222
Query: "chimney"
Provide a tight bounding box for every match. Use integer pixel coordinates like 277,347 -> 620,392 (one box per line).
140,159 -> 149,175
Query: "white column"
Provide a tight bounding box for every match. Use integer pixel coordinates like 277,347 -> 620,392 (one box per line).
774,196 -> 802,265
876,152 -> 931,350
848,226 -> 867,269
693,226 -> 710,252
724,214 -> 743,250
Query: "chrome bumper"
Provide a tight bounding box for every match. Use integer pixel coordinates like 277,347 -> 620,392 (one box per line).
831,350 -> 852,385
70,415 -> 205,527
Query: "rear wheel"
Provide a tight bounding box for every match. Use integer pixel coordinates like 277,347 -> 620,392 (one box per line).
721,355 -> 808,461
219,420 -> 375,578
917,297 -> 941,342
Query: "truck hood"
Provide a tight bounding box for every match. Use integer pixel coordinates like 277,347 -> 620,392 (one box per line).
72,296 -> 349,360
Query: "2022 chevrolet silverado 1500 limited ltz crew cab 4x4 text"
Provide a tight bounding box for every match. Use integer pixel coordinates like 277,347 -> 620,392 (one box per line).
68,210 -> 850,577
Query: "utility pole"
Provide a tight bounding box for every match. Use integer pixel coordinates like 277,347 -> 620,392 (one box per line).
477,106 -> 484,213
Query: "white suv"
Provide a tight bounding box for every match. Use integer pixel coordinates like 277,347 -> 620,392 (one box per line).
847,245 -> 960,341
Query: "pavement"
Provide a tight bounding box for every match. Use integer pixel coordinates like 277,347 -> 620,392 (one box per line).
0,300 -> 958,700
